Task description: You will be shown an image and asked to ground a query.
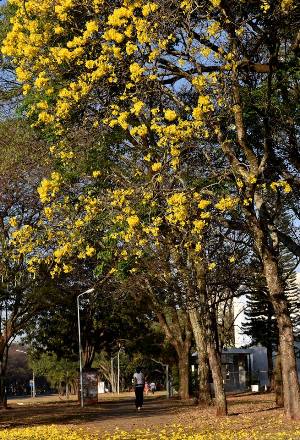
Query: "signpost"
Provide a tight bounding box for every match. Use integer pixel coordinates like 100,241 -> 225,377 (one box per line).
79,369 -> 98,405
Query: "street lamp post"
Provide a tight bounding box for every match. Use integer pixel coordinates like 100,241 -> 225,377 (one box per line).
111,343 -> 124,394
151,358 -> 170,399
77,287 -> 94,408
16,349 -> 35,398
111,357 -> 115,393
117,345 -> 120,395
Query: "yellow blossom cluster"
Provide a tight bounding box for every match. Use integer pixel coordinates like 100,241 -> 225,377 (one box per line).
166,193 -> 188,226
16,187 -> 103,277
38,172 -> 63,204
270,180 -> 292,193
0,425 -> 96,440
2,0 -> 289,281
11,225 -> 35,256
1,425 -> 299,440
215,196 -> 239,212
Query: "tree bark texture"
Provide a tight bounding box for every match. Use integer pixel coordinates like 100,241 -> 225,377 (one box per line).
261,244 -> 300,419
177,343 -> 190,400
207,339 -> 227,416
274,353 -> 284,407
0,341 -> 8,409
267,342 -> 274,391
156,310 -> 192,400
193,258 -> 228,415
189,308 -> 212,405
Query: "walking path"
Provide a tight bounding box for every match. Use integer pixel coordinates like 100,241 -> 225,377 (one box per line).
1,392 -> 299,438
3,393 -> 193,434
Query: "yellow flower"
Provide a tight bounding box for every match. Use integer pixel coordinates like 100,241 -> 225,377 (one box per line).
151,162 -> 162,172
127,215 -> 140,227
261,0 -> 271,12
126,42 -> 138,55
164,109 -> 177,121
142,3 -> 158,16
208,262 -> 216,270
103,28 -> 124,43
248,174 -> 257,184
130,124 -> 148,137
85,20 -> 98,34
129,62 -> 145,82
215,196 -> 239,211
198,199 -> 211,209
270,180 -> 292,193
195,242 -> 202,252
210,0 -> 221,6
131,100 -> 144,116
9,217 -> 18,228
193,219 -> 206,232
92,170 -> 101,178
86,245 -> 96,257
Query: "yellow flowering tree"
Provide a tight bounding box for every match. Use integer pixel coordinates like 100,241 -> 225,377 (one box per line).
0,119 -> 59,408
2,0 -> 300,419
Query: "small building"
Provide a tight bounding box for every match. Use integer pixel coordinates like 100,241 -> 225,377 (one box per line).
193,345 -> 271,393
221,348 -> 253,392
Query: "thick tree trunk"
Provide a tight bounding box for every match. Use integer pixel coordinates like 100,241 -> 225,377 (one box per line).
267,343 -> 274,390
198,350 -> 212,405
266,302 -> 274,390
0,345 -> 8,409
263,251 -> 300,419
193,258 -> 227,415
274,353 -> 284,407
207,340 -> 227,416
155,310 -> 192,401
189,309 -> 212,405
250,220 -> 300,419
177,344 -> 190,400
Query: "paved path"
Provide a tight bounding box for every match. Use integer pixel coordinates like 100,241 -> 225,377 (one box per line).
1,394 -> 193,435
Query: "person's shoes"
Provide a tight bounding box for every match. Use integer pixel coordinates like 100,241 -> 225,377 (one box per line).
137,407 -> 141,410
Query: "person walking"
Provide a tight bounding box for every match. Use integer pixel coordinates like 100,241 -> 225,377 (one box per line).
133,367 -> 145,410
150,381 -> 156,394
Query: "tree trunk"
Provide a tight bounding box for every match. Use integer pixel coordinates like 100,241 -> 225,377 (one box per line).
177,344 -> 190,400
263,251 -> 300,419
198,349 -> 212,405
0,345 -> 8,409
274,353 -> 284,407
267,343 -> 274,390
266,302 -> 274,390
155,311 -> 191,400
207,339 -> 227,416
193,258 -> 227,415
273,352 -> 284,406
189,309 -> 212,405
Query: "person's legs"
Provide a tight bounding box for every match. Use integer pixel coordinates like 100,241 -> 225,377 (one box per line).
139,387 -> 144,407
135,387 -> 139,408
136,386 -> 143,408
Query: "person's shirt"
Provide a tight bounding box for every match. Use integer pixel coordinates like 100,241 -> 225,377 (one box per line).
150,382 -> 155,388
133,372 -> 144,387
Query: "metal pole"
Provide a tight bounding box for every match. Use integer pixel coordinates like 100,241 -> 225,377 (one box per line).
151,358 -> 170,399
166,364 -> 169,399
117,349 -> 120,395
76,288 -> 94,408
77,294 -> 84,408
32,371 -> 36,398
110,357 -> 115,393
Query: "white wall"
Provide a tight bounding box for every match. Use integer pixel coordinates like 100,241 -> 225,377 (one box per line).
233,296 -> 251,348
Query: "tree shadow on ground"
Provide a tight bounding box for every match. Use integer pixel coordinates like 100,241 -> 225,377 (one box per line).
0,396 -> 193,430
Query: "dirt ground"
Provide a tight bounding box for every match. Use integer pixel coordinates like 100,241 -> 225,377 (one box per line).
1,392 -> 300,437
